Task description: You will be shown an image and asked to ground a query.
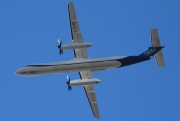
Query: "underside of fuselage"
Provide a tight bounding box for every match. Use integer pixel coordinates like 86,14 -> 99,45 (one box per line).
18,60 -> 121,76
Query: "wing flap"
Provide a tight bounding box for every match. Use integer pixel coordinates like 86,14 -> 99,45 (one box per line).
74,48 -> 88,58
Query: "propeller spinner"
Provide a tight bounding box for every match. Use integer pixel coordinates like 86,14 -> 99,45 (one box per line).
66,75 -> 72,91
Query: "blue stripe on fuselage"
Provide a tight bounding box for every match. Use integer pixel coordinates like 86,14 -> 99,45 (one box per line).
25,56 -> 151,68
118,56 -> 150,67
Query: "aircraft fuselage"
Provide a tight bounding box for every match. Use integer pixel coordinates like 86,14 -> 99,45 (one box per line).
15,56 -> 151,76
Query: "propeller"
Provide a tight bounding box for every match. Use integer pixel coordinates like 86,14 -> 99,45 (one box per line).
66,75 -> 72,91
57,39 -> 63,55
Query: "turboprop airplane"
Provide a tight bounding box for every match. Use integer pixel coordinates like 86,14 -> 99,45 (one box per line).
15,2 -> 165,119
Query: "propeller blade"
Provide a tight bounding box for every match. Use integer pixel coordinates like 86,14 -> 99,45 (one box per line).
68,86 -> 72,91
59,49 -> 63,55
58,39 -> 61,44
67,75 -> 70,82
57,39 -> 63,55
66,75 -> 72,91
57,39 -> 62,48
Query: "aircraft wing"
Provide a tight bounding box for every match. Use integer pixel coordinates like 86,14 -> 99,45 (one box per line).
68,2 -> 100,118
68,2 -> 88,58
79,71 -> 100,119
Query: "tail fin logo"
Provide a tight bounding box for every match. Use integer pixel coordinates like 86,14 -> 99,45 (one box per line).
144,48 -> 156,56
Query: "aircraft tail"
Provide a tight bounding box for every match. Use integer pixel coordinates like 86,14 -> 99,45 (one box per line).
139,46 -> 164,57
139,29 -> 165,67
150,29 -> 165,67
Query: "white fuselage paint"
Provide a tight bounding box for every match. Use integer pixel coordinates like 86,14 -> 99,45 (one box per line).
15,56 -> 126,76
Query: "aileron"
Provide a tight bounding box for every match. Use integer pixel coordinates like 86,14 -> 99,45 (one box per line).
84,85 -> 100,119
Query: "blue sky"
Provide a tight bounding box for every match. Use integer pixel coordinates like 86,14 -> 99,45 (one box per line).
0,0 -> 180,121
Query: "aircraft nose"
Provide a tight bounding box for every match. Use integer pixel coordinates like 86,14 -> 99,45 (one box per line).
14,68 -> 25,75
14,70 -> 21,75
14,67 -> 32,76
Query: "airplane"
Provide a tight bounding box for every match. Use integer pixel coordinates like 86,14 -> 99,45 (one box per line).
15,2 -> 165,119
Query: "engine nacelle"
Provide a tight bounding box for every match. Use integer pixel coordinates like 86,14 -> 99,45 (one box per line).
69,78 -> 102,86
61,42 -> 93,50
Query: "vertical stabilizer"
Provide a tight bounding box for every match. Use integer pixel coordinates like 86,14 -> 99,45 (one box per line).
150,29 -> 165,67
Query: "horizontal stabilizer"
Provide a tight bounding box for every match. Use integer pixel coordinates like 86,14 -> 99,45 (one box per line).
154,50 -> 165,67
150,29 -> 165,67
